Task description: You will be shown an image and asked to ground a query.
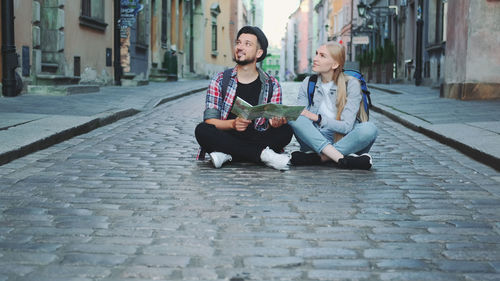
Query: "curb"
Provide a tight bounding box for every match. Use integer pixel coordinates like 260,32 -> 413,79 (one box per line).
368,84 -> 403,95
372,105 -> 500,172
0,87 -> 207,166
154,87 -> 207,108
0,108 -> 139,166
145,86 -> 207,109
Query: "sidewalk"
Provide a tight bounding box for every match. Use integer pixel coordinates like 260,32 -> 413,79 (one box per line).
0,80 -> 208,165
368,83 -> 500,171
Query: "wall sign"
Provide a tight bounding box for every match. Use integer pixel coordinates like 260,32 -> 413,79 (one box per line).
120,0 -> 144,38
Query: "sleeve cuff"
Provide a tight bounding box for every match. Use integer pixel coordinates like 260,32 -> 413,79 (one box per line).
203,108 -> 220,120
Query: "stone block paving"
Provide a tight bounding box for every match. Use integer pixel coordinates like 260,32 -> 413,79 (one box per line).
0,90 -> 499,281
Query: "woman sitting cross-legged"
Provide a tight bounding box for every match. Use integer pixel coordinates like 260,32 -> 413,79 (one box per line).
288,42 -> 377,170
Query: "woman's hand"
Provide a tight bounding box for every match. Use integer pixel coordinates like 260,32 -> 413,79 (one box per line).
301,109 -> 319,122
269,117 -> 287,128
233,117 -> 252,132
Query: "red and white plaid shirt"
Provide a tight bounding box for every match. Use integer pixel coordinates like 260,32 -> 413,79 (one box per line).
197,67 -> 283,160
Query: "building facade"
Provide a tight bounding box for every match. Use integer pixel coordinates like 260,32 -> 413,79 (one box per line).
261,52 -> 281,81
1,0 -> 264,96
286,0 -> 315,77
0,0 -> 115,95
441,0 -> 499,100
282,0 -> 499,99
314,0 -> 332,47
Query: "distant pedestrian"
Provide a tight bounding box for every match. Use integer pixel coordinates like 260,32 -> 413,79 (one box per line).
195,26 -> 293,170
288,42 -> 378,170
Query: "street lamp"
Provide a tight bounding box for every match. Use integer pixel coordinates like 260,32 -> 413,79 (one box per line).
358,4 -> 397,18
355,2 -> 399,81
357,2 -> 367,18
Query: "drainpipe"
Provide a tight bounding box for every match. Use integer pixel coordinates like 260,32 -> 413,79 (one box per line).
414,0 -> 424,86
1,0 -> 19,96
114,0 -> 122,85
189,0 -> 194,72
350,0 -> 353,61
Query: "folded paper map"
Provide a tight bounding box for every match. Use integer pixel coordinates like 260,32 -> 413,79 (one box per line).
231,97 -> 305,121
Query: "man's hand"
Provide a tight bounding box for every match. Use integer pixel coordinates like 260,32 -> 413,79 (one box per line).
269,116 -> 287,128
234,117 -> 252,131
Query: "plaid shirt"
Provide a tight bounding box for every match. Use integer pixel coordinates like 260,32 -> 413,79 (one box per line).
197,67 -> 283,160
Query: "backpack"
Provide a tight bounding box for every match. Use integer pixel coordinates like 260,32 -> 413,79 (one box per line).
221,68 -> 274,104
307,70 -> 372,121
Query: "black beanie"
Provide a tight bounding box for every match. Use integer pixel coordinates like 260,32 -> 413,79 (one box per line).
237,26 -> 268,62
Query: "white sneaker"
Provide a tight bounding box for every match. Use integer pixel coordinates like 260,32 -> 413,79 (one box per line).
209,152 -> 232,168
260,147 -> 290,171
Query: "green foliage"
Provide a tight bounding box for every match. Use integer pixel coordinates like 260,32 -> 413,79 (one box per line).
357,51 -> 373,68
359,40 -> 396,66
374,46 -> 384,64
383,40 -> 396,64
294,73 -> 310,82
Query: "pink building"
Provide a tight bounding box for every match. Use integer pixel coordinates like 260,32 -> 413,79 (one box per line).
289,0 -> 314,75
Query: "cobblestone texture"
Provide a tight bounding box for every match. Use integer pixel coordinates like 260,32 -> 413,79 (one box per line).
0,84 -> 499,281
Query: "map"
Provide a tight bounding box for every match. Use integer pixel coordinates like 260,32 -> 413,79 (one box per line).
231,97 -> 304,121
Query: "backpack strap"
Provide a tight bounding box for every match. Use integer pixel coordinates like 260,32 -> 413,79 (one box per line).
266,76 -> 274,103
221,68 -> 233,102
307,74 -> 318,106
223,68 -> 273,104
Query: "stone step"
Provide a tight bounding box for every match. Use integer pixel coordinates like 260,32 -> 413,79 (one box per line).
36,74 -> 80,85
121,79 -> 149,87
149,76 -> 169,82
150,67 -> 169,75
181,72 -> 208,81
27,84 -> 100,96
121,72 -> 150,86
41,63 -> 58,73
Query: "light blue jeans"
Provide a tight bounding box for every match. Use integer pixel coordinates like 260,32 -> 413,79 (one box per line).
289,115 -> 378,155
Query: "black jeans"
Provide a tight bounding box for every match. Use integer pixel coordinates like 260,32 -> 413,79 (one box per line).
195,122 -> 293,163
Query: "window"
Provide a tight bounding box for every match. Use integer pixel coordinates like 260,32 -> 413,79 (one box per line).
442,1 -> 448,41
82,0 -> 91,17
210,3 -> 220,56
80,0 -> 107,31
427,0 -> 447,45
436,0 -> 447,42
211,21 -> 217,53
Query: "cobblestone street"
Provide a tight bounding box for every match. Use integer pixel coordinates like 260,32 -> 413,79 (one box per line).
0,83 -> 499,281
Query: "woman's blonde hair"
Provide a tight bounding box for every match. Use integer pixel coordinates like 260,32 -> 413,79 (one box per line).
323,42 -> 368,142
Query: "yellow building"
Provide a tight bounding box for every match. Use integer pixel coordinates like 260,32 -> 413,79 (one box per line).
151,0 -> 256,80
202,0 -> 243,77
1,0 -> 259,95
0,3 -> 3,86
1,0 -> 115,95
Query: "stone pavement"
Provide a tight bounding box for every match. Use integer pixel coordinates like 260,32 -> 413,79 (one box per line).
0,81 -> 208,166
0,86 -> 499,281
367,83 -> 500,171
1,80 -> 498,171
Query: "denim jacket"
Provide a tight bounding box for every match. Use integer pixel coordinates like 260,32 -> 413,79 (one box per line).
296,75 -> 362,137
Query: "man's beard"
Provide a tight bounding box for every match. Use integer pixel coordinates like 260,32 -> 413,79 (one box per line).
233,54 -> 254,65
